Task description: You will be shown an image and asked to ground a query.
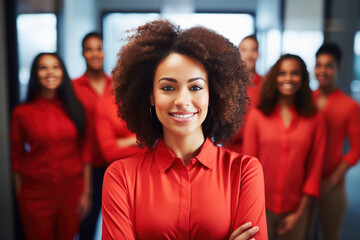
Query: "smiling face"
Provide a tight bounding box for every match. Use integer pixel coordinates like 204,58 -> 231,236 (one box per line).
37,54 -> 63,93
315,53 -> 339,89
152,53 -> 209,141
239,38 -> 258,73
82,36 -> 104,71
276,58 -> 302,97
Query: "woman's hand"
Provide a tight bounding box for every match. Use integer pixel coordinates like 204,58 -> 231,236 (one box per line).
77,193 -> 92,220
229,222 -> 259,240
277,212 -> 300,235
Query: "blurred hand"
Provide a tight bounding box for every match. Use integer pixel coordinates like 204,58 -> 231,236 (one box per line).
229,222 -> 259,240
77,193 -> 92,220
277,212 -> 300,235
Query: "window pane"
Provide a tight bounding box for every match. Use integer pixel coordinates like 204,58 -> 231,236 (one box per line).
17,13 -> 57,101
103,13 -> 254,75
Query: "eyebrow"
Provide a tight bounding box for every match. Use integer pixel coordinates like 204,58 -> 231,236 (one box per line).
158,77 -> 207,83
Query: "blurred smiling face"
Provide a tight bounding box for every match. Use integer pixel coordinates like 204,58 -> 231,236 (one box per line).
276,58 -> 302,97
315,53 -> 339,88
38,54 -> 63,91
152,53 -> 209,140
239,38 -> 258,72
83,36 -> 104,71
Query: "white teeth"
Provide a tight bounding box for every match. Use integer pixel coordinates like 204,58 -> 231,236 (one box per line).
283,84 -> 293,88
172,113 -> 194,118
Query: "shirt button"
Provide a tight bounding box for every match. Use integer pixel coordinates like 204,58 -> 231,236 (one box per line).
190,159 -> 196,165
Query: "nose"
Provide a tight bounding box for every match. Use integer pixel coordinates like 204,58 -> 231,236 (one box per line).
174,89 -> 190,108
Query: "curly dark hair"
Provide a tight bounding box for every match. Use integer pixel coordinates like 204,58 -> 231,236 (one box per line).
257,54 -> 317,117
113,19 -> 249,148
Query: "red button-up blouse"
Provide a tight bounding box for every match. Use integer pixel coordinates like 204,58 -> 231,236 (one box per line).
313,89 -> 360,178
243,107 -> 325,214
95,95 -> 145,163
102,138 -> 268,240
72,73 -> 113,167
10,95 -> 87,184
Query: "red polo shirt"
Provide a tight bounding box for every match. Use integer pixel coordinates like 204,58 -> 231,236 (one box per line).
243,107 -> 325,214
313,89 -> 360,178
10,95 -> 87,184
226,73 -> 262,153
95,95 -> 145,163
72,73 -> 113,167
102,138 -> 268,240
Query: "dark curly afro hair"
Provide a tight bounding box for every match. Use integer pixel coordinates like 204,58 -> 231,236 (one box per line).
112,19 -> 249,148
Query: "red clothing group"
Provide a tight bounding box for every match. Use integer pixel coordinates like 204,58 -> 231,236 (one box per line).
243,107 -> 326,214
313,89 -> 360,178
72,73 -> 113,167
95,95 -> 145,163
102,138 -> 268,240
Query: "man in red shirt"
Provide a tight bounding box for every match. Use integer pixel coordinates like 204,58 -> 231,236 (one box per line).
72,32 -> 113,240
313,42 -> 360,240
226,35 -> 263,153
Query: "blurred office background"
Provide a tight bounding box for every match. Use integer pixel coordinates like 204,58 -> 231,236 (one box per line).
0,0 -> 359,239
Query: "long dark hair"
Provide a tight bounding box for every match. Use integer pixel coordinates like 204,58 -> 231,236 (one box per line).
257,54 -> 317,117
26,52 -> 85,136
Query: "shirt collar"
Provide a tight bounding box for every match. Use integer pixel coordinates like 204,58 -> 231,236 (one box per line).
153,137 -> 217,173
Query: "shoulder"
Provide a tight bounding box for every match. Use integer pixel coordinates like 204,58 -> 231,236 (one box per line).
218,147 -> 262,173
12,102 -> 34,117
105,150 -> 150,178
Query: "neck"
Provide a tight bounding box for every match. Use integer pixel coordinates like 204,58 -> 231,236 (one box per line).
319,84 -> 336,96
86,68 -> 105,81
248,69 -> 255,80
39,88 -> 57,99
278,95 -> 295,108
163,130 -> 205,166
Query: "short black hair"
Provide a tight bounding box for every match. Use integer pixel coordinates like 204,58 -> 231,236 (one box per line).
316,42 -> 342,66
240,34 -> 259,50
81,32 -> 103,50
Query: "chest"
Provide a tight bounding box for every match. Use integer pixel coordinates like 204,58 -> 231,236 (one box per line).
133,164 -> 233,239
21,106 -> 77,142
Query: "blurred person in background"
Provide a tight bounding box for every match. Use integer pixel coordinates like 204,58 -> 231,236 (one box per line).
94,93 -> 145,164
226,34 -> 263,153
10,52 -> 91,240
313,42 -> 360,240
244,54 -> 325,240
72,32 -> 113,240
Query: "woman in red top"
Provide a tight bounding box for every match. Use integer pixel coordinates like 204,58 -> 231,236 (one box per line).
10,53 -> 91,240
102,20 -> 268,240
95,94 -> 144,164
313,43 -> 360,240
243,54 -> 325,240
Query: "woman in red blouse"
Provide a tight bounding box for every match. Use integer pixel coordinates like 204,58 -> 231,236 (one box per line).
10,53 -> 91,240
102,20 -> 268,240
243,54 -> 325,240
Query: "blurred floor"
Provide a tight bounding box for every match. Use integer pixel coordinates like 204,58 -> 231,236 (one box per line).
342,161 -> 360,240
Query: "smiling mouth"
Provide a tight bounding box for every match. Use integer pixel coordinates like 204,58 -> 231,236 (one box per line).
169,113 -> 196,118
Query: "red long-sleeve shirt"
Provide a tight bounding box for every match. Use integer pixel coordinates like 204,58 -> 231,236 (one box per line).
313,89 -> 360,178
10,95 -> 88,184
72,73 -> 113,167
243,106 -> 325,214
95,95 -> 145,163
102,138 -> 268,240
226,73 -> 262,153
